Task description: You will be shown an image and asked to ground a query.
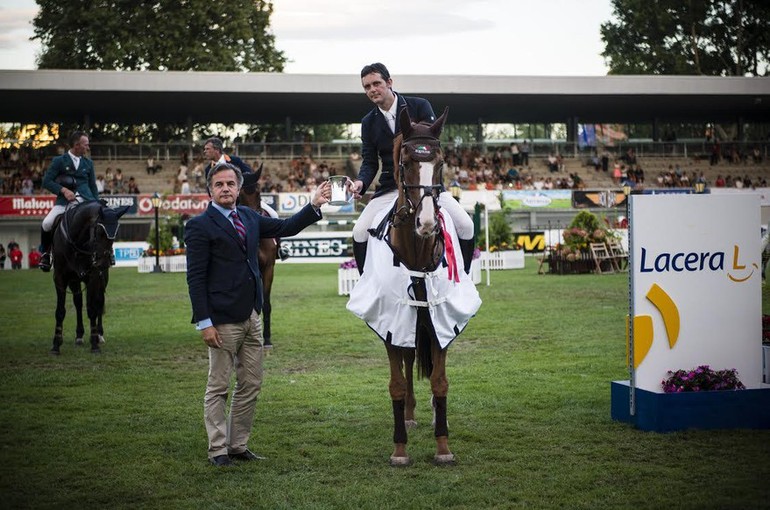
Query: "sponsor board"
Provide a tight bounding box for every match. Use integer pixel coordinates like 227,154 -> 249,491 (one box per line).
501,190 -> 572,209
113,241 -> 149,267
629,194 -> 761,392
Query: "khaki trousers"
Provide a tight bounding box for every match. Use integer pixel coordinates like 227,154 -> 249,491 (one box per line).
204,310 -> 264,458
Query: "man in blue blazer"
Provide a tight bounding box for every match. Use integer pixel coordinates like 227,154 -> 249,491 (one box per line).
347,63 -> 475,274
39,131 -> 99,271
185,162 -> 330,466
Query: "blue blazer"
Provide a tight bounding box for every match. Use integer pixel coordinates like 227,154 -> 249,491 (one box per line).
359,93 -> 435,197
185,202 -> 320,325
43,153 -> 99,205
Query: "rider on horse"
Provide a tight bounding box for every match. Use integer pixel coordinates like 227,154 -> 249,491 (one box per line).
39,131 -> 99,272
202,137 -> 290,261
347,63 -> 475,275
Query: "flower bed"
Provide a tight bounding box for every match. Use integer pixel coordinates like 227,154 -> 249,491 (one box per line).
611,380 -> 770,432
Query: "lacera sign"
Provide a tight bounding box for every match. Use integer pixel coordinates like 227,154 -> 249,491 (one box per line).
639,245 -> 758,282
629,194 -> 762,392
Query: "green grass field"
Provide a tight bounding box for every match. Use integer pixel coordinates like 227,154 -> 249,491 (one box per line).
1,260 -> 768,509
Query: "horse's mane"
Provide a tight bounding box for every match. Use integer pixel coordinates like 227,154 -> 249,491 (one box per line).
393,133 -> 404,183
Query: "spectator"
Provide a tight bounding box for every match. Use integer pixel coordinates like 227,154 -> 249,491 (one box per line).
28,248 -> 41,269
96,174 -> 105,193
21,176 -> 34,195
180,178 -> 191,195
9,243 -> 22,269
0,243 -> 5,269
127,176 -> 140,194
113,168 -> 125,194
146,156 -> 158,175
520,139 -> 530,167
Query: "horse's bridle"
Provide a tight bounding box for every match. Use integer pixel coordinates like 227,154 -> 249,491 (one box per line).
61,205 -> 118,272
395,136 -> 444,232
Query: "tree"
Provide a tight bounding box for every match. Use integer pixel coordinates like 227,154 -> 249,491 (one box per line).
601,0 -> 770,76
32,0 -> 286,72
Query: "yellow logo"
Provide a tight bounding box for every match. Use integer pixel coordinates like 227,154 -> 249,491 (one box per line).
727,245 -> 758,282
626,283 -> 679,369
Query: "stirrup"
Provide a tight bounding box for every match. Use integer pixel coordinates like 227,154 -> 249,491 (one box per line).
39,253 -> 52,272
278,246 -> 291,261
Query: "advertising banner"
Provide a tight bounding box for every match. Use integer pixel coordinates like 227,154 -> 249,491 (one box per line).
282,231 -> 352,262
629,194 -> 762,392
501,190 -> 572,209
0,195 -> 56,216
113,241 -> 149,267
572,190 -> 627,209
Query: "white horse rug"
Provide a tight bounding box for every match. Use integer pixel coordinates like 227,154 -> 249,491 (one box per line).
346,204 -> 481,349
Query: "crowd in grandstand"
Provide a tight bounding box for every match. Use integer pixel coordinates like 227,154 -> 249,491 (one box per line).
1,142 -> 768,196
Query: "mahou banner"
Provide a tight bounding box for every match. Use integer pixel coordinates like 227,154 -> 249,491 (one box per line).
0,196 -> 57,216
0,194 -> 212,217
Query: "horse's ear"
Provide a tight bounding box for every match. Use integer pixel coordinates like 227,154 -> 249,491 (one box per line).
254,162 -> 263,181
115,205 -> 131,218
398,107 -> 413,139
430,107 -> 449,138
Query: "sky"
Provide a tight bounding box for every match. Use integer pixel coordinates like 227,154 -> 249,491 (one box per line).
0,0 -> 614,76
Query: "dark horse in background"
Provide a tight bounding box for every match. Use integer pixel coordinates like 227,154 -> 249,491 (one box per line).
349,107 -> 480,466
50,200 -> 129,354
239,164 -> 277,348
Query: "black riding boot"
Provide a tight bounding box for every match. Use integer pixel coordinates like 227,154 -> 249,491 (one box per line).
353,240 -> 368,276
458,238 -> 476,274
39,227 -> 53,272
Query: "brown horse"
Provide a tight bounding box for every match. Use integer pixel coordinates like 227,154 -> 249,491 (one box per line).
239,164 -> 278,348
349,106 -> 476,466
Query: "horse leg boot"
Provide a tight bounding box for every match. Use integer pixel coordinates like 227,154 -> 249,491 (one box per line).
391,399 -> 410,466
353,240 -> 367,276
386,344 -> 410,466
430,346 -> 455,465
39,227 -> 53,272
458,238 -> 475,274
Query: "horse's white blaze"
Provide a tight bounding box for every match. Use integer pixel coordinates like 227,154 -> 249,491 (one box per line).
416,162 -> 436,236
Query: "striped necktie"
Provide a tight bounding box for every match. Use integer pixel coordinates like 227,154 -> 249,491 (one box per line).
230,210 -> 246,248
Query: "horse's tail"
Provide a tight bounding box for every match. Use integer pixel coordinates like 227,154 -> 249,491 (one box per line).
415,306 -> 435,379
411,277 -> 437,378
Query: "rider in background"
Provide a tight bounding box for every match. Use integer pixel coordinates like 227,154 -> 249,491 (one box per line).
39,131 -> 99,272
348,62 -> 475,275
202,137 -> 290,261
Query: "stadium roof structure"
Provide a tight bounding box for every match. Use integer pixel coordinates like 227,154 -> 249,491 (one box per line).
1,69 -> 769,126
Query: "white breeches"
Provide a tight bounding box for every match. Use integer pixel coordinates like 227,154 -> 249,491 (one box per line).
352,190 -> 473,242
261,201 -> 278,219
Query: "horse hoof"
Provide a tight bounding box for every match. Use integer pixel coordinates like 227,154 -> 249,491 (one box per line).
389,455 -> 411,467
433,453 -> 456,466
91,348 -> 101,355
75,338 -> 84,346
405,419 -> 418,430
49,349 -> 60,356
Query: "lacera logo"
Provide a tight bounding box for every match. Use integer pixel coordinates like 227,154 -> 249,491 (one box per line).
639,245 -> 757,282
628,283 -> 679,369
